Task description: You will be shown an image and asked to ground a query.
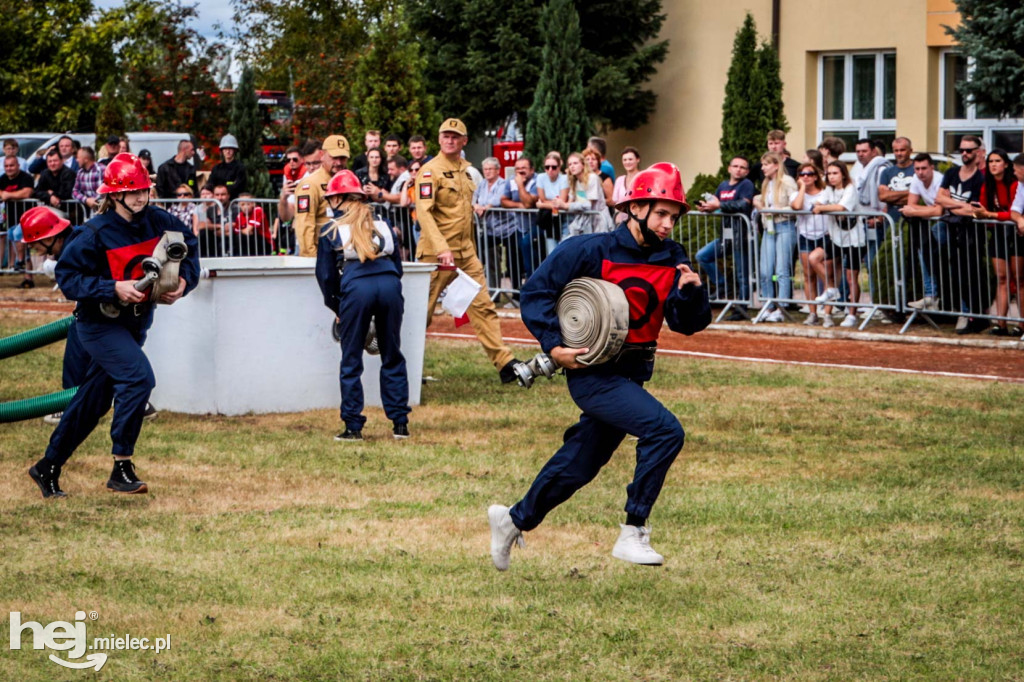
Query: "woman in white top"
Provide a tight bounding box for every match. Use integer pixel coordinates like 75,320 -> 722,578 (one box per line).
564,151 -> 607,237
753,152 -> 798,322
812,160 -> 861,327
612,146 -> 641,224
790,163 -> 829,325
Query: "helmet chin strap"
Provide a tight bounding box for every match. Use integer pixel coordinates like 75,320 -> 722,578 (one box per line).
624,202 -> 660,247
115,194 -> 149,221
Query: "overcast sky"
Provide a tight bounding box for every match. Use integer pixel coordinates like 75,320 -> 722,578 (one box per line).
92,0 -> 234,41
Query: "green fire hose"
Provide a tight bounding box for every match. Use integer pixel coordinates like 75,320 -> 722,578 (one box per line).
0,315 -> 74,360
0,387 -> 78,423
0,316 -> 76,422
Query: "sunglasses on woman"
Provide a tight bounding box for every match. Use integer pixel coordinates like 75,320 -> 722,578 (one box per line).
799,172 -> 817,177
176,192 -> 192,197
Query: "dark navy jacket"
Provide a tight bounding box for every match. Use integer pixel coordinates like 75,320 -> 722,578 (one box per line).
521,224 -> 711,380
315,221 -> 403,314
55,206 -> 201,328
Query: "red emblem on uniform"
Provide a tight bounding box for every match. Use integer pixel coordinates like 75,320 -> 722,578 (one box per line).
297,196 -> 310,213
419,183 -> 433,199
600,260 -> 677,343
106,237 -> 162,300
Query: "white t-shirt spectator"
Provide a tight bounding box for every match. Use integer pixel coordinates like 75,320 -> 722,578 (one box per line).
536,173 -> 568,202
794,190 -> 829,240
908,173 -> 942,206
822,184 -> 863,247
390,171 -> 411,200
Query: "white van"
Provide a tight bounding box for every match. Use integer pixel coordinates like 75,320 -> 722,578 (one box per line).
124,132 -> 191,169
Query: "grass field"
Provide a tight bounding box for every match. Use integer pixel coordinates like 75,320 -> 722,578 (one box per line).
1,313 -> 1023,680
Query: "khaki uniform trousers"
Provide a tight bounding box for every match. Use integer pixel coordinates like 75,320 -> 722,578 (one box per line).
421,250 -> 514,370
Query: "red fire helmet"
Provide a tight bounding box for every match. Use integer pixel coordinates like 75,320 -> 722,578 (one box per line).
21,206 -> 71,243
324,170 -> 365,198
615,162 -> 689,212
98,153 -> 153,194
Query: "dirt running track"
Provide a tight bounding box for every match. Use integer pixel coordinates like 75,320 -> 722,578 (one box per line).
427,315 -> 1024,384
2,288 -> 1021,383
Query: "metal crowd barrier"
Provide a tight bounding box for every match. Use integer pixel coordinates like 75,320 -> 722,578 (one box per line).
1,199 -> 94,275
901,216 -> 1023,337
153,198 -> 287,260
755,208 -> 901,330
471,207 -> 605,304
674,212 -> 757,321
370,202 -> 417,262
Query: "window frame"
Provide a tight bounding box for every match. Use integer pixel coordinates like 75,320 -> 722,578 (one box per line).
939,49 -> 1024,155
817,50 -> 897,143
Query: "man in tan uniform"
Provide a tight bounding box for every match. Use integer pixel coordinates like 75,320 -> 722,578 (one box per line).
416,118 -> 519,382
293,134 -> 350,257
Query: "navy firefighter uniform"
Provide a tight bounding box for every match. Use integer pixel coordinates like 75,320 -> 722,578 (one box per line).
489,162 -> 711,569
30,153 -> 200,498
314,170 -> 410,440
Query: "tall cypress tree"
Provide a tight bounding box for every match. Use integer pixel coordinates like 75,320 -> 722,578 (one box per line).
95,75 -> 129,144
231,64 -> 274,199
756,39 -> 789,136
525,0 -> 591,163
718,13 -> 763,174
348,0 -> 439,150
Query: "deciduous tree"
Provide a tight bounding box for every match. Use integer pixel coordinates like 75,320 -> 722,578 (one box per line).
230,0 -> 366,139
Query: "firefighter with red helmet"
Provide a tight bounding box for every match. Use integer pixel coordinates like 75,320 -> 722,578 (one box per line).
28,153 -> 200,499
488,162 -> 712,569
314,170 -> 410,442
20,206 -> 90,421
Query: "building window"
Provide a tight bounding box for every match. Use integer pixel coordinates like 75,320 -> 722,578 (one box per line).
940,50 -> 1024,155
818,51 -> 896,147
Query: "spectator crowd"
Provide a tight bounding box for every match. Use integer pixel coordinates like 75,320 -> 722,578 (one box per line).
3,126 -> 1022,335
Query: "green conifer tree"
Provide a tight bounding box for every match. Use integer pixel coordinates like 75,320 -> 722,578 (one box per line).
756,39 -> 789,136
718,13 -> 764,175
525,0 -> 592,163
948,0 -> 1024,119
95,75 -> 129,144
348,0 -> 440,151
231,64 -> 274,199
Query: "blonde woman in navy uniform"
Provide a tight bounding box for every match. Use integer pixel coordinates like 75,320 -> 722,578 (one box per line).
29,153 -> 200,498
315,170 -> 410,441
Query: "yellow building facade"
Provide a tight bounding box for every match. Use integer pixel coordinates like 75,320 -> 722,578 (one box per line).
606,0 -> 1022,187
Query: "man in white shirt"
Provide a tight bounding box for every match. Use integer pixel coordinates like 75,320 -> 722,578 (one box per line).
900,153 -> 945,311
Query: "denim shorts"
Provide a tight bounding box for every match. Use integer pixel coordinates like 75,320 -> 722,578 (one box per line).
798,234 -> 825,253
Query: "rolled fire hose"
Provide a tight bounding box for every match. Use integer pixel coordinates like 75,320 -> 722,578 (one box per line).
514,277 -> 630,388
556,278 -> 631,366
100,232 -> 188,318
0,316 -> 73,361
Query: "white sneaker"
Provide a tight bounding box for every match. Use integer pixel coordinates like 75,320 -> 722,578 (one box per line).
840,314 -> 859,328
42,411 -> 63,425
814,287 -> 840,303
908,296 -> 939,311
798,304 -> 811,314
803,313 -> 819,326
822,315 -> 835,328
488,504 -> 524,571
955,316 -> 968,332
611,524 -> 664,565
765,309 -> 785,323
